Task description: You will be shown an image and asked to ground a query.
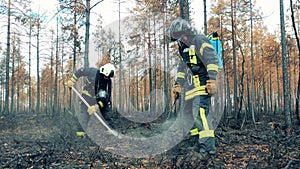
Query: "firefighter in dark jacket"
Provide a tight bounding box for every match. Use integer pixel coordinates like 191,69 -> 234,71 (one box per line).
86,63 -> 115,118
170,18 -> 219,158
67,63 -> 115,130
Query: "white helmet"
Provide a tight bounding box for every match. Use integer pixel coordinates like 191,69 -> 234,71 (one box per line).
99,63 -> 115,77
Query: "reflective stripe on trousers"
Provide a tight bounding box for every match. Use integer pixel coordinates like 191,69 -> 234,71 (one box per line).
190,107 -> 215,138
185,75 -> 214,138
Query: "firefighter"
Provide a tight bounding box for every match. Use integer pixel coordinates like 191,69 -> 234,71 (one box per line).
67,67 -> 99,131
170,18 -> 219,158
67,52 -> 114,131
87,63 -> 115,120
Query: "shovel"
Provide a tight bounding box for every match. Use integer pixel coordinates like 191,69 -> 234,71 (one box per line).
70,86 -> 120,137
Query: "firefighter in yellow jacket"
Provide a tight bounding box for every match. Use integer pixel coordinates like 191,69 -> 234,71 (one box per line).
170,18 -> 219,158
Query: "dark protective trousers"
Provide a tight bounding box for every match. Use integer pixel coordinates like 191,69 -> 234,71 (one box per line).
79,94 -> 97,130
190,95 -> 216,153
181,84 -> 216,153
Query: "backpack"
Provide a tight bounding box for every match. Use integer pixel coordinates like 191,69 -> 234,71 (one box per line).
208,32 -> 223,69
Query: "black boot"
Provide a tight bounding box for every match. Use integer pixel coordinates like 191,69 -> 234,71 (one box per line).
186,136 -> 200,150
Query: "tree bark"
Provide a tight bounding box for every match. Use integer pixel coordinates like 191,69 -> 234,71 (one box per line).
36,18 -> 41,114
4,0 -> 11,114
290,0 -> 300,125
54,18 -> 59,114
84,0 -> 90,68
28,18 -> 32,113
203,0 -> 207,35
231,0 -> 239,124
280,0 -> 292,127
10,35 -> 15,114
250,0 -> 256,126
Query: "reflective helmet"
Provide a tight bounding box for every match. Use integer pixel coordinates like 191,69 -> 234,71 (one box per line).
99,63 -> 115,77
169,18 -> 192,41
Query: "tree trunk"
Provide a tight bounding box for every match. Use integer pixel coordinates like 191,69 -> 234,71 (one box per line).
276,56 -> 281,114
17,41 -> 21,112
290,0 -> 300,125
250,0 -> 256,126
61,37 -> 67,113
164,4 -> 171,113
143,70 -> 147,111
54,18 -> 59,114
84,0 -> 90,68
238,44 -> 245,128
50,31 -> 54,114
0,76 -> 3,112
28,18 -> 32,113
269,66 -> 273,114
73,0 -> 78,70
280,0 -> 292,128
148,19 -> 152,113
231,0 -> 238,124
118,0 -> 123,111
263,77 -> 267,113
163,6 -> 169,113
4,0 -> 11,115
136,66 -> 139,110
36,18 -> 41,114
153,15 -> 157,113
180,0 -> 189,21
10,35 -> 15,114
203,0 -> 207,35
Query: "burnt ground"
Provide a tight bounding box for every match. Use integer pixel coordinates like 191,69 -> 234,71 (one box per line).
0,111 -> 299,169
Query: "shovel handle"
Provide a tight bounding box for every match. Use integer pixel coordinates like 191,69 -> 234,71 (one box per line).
70,86 -> 118,137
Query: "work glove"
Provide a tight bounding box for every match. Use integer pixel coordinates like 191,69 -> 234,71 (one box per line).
98,101 -> 105,108
87,104 -> 98,115
206,80 -> 217,95
173,84 -> 181,93
67,76 -> 77,88
173,84 -> 181,99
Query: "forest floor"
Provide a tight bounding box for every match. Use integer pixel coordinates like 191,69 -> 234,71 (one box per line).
0,111 -> 300,169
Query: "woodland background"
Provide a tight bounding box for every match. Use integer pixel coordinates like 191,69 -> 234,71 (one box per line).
0,0 -> 300,168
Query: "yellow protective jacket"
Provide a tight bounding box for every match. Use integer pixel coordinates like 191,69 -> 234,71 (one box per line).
175,34 -> 219,100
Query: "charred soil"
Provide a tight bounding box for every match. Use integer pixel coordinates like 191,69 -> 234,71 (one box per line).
0,112 -> 299,169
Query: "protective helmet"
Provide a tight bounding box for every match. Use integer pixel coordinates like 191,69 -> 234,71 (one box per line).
99,63 -> 115,77
169,18 -> 192,41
